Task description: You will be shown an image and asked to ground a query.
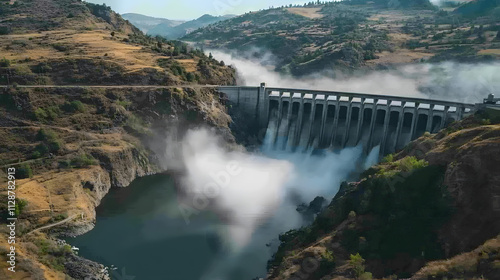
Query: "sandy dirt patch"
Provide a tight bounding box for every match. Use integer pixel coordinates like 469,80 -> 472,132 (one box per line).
286,7 -> 323,19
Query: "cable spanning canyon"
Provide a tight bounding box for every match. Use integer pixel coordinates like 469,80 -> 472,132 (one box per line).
219,84 -> 476,155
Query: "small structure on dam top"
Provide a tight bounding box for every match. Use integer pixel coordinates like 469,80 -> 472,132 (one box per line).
483,94 -> 500,105
218,83 -> 481,155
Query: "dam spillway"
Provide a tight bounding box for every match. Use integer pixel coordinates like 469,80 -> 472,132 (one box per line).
218,84 -> 476,155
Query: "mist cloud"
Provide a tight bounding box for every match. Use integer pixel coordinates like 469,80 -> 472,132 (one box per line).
178,129 -> 293,248
210,49 -> 500,104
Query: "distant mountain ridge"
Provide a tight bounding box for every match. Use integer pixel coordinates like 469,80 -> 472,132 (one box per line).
123,13 -> 236,39
121,13 -> 185,33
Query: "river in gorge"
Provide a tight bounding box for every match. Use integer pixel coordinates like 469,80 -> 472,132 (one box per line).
68,118 -> 380,280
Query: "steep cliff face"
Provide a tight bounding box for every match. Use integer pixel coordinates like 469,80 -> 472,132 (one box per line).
404,120 -> 500,258
0,84 -> 235,279
267,115 -> 500,280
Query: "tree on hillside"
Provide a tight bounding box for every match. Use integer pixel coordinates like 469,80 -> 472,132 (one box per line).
172,47 -> 180,56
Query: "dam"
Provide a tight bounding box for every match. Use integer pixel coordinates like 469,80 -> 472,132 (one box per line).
218,83 -> 477,155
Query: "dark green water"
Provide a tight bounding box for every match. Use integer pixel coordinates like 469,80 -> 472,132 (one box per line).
68,174 -> 249,280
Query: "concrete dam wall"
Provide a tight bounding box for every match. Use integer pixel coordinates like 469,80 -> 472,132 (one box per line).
218,84 -> 476,155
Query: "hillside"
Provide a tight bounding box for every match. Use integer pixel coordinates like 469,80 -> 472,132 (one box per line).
147,14 -> 235,39
0,0 -> 235,279
0,1 -> 235,86
183,0 -> 500,76
121,13 -> 185,33
266,111 -> 500,279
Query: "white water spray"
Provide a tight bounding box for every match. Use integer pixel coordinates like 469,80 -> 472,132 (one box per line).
167,124 -> 378,279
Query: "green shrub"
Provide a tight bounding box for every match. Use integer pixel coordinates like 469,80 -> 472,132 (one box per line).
312,250 -> 336,278
359,272 -> 373,280
186,72 -> 196,82
382,154 -> 394,163
348,253 -> 366,278
0,57 -> 10,67
71,154 -> 97,168
14,64 -> 32,76
48,140 -> 62,153
0,26 -> 11,35
34,107 -> 61,121
35,239 -> 51,255
378,156 -> 429,177
35,76 -> 51,85
481,119 -> 491,125
71,100 -> 85,112
432,32 -> 446,41
31,151 -> 42,159
61,244 -> 72,255
34,108 -> 48,121
35,129 -> 62,153
63,100 -> 85,113
35,63 -> 52,73
51,213 -> 68,222
14,198 -> 28,217
36,129 -> 57,141
34,238 -> 72,272
35,143 -> 49,156
46,106 -> 61,120
58,160 -> 72,169
17,164 -> 33,179
398,156 -> 428,172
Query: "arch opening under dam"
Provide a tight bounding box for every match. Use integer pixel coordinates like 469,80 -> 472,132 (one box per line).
218,84 -> 477,155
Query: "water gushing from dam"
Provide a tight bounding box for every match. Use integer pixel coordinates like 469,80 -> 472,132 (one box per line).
195,121 -> 379,280
219,85 -> 475,155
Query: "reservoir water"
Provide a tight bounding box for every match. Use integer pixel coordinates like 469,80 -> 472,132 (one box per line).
68,173 -> 279,280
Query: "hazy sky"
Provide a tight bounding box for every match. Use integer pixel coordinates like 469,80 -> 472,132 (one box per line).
86,0 -> 329,20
